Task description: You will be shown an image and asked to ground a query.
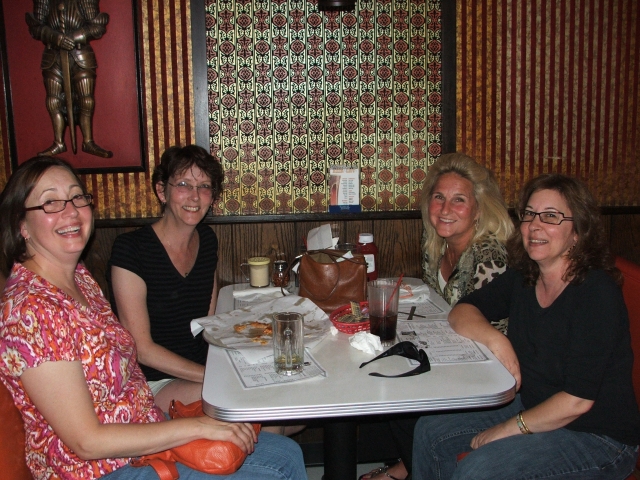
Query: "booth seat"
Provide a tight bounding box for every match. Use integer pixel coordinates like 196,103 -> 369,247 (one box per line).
616,256 -> 640,474
0,380 -> 31,479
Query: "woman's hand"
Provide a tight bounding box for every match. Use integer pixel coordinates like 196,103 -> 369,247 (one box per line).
195,416 -> 258,454
470,419 -> 517,449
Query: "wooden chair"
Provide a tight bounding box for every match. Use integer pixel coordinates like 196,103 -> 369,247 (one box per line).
0,380 -> 32,479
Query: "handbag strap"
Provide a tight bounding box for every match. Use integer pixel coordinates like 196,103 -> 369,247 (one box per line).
130,457 -> 180,480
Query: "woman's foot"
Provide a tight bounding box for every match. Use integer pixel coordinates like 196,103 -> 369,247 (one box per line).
358,460 -> 409,480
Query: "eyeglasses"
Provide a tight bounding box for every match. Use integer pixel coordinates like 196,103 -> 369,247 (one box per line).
167,181 -> 214,197
359,341 -> 431,378
25,194 -> 93,214
518,210 -> 574,225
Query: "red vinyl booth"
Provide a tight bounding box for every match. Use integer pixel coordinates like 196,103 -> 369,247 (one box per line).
616,256 -> 640,473
0,380 -> 31,479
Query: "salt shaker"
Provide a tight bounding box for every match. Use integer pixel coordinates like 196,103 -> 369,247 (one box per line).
272,259 -> 290,287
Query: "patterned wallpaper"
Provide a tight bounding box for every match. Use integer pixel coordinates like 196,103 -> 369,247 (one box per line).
457,0 -> 640,207
205,0 -> 442,215
1,0 -> 637,219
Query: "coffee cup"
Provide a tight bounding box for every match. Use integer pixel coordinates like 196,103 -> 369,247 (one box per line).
240,256 -> 271,287
272,312 -> 304,375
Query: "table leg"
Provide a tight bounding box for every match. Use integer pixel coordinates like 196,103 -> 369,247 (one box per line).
323,420 -> 357,480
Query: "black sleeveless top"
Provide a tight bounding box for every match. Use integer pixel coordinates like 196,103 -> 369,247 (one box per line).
108,223 -> 218,381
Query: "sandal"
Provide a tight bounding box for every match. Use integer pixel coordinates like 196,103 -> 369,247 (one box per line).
358,464 -> 406,480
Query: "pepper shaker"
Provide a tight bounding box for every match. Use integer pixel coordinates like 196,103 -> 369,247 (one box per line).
272,259 -> 290,287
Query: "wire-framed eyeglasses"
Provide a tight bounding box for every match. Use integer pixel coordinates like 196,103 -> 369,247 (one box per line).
167,181 -> 214,197
24,194 -> 93,214
518,210 -> 574,225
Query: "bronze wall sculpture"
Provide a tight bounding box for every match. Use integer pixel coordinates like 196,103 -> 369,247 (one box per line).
26,0 -> 112,158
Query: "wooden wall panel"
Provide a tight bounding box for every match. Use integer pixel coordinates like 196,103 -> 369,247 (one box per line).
457,0 -> 640,207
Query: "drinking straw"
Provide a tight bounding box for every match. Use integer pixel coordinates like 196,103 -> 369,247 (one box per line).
384,273 -> 404,316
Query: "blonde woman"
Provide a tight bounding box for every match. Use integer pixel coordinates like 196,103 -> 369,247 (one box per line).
362,153 -> 513,480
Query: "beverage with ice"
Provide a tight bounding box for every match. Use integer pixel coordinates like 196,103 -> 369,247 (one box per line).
367,279 -> 400,346
369,313 -> 398,343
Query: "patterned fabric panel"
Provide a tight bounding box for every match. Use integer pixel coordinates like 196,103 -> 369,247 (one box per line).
205,0 -> 442,215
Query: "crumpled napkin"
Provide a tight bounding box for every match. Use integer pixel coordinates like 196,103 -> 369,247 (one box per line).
349,331 -> 383,354
398,283 -> 431,304
232,286 -> 284,303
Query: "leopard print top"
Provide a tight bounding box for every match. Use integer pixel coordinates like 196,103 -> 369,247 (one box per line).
422,236 -> 509,334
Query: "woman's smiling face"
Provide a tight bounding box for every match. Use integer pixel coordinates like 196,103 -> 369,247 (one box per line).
20,166 -> 93,265
428,172 -> 479,248
521,188 -> 578,271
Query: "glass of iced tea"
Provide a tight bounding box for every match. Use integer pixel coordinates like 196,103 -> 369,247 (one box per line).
367,279 -> 400,346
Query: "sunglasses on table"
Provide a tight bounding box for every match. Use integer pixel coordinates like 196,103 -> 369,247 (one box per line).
518,210 -> 574,225
359,341 -> 431,378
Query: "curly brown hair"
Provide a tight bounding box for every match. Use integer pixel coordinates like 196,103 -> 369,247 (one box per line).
507,174 -> 620,286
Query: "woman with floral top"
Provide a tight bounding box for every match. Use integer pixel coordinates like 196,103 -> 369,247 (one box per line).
361,153 -> 513,480
0,156 -> 306,480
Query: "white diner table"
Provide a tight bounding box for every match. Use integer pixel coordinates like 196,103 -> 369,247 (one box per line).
202,281 -> 516,479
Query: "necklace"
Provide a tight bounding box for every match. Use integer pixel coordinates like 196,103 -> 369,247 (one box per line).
444,243 -> 458,268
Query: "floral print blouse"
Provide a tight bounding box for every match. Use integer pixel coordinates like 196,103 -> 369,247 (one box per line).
0,263 -> 164,480
422,236 -> 509,334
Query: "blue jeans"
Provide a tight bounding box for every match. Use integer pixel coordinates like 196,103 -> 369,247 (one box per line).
103,432 -> 307,479
412,395 -> 638,480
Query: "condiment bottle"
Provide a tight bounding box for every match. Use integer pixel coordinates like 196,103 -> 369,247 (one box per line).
272,259 -> 290,287
356,233 -> 378,281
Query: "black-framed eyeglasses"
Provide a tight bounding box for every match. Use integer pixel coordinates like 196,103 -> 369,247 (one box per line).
359,341 -> 431,378
24,194 -> 93,214
518,210 -> 574,225
167,181 -> 214,197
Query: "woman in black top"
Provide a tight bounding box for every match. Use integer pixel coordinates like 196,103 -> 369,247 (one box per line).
412,174 -> 640,480
109,145 -> 222,412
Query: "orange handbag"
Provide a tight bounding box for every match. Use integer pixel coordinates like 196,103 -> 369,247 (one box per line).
131,400 -> 261,480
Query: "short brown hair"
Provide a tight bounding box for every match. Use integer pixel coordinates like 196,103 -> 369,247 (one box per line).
152,145 -> 224,211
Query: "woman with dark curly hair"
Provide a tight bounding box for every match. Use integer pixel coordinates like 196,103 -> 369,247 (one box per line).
412,174 -> 640,480
109,145 -> 224,412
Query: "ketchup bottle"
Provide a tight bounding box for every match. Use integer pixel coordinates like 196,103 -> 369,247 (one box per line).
356,233 -> 378,281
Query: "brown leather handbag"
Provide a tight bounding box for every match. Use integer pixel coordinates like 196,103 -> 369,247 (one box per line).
131,400 -> 261,480
296,249 -> 368,313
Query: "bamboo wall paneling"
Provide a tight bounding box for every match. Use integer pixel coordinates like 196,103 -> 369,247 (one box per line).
457,0 -> 640,207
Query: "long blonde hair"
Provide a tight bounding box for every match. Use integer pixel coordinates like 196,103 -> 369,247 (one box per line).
420,153 -> 513,271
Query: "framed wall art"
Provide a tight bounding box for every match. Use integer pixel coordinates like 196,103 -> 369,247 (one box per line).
0,0 -> 146,173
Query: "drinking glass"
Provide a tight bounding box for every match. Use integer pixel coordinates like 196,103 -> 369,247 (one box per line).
272,312 -> 304,375
367,279 -> 400,346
